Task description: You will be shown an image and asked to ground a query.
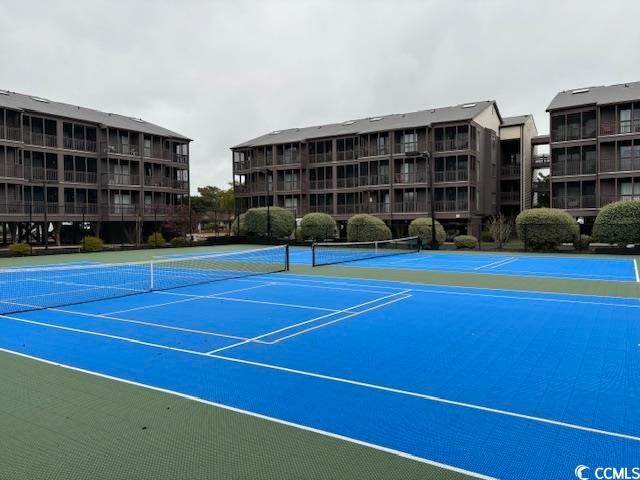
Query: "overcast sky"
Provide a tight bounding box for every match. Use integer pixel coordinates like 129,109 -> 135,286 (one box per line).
2,0 -> 640,193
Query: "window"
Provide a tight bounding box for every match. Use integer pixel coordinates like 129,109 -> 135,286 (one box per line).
582,111 -> 597,138
620,107 -> 632,133
551,115 -> 566,142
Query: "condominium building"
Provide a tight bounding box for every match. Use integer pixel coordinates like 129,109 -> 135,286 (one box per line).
232,101 -> 537,237
0,90 -> 190,245
548,81 -> 640,223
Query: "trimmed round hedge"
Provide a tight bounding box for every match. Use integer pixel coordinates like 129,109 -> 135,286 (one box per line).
454,235 -> 478,249
245,207 -> 295,238
347,214 -> 391,242
231,213 -> 247,236
300,212 -> 336,241
81,236 -> 104,252
516,208 -> 579,251
408,217 -> 446,246
170,236 -> 189,247
148,232 -> 166,247
592,200 -> 640,245
574,234 -> 591,251
9,242 -> 31,256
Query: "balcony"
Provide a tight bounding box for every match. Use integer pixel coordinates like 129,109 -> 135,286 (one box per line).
499,191 -> 520,203
552,161 -> 596,176
532,155 -> 551,168
63,203 -> 100,215
600,119 -> 640,136
0,163 -> 24,179
276,154 -> 300,165
63,170 -> 98,183
103,173 -> 141,186
105,204 -> 139,215
336,149 -> 356,162
101,142 -> 139,156
276,180 -> 303,192
144,176 -> 172,188
0,126 -> 22,142
360,145 -> 390,157
369,174 -> 390,185
394,201 -> 428,213
601,194 -> 640,207
434,170 -> 468,183
394,139 -> 427,155
434,138 -> 469,152
500,164 -> 521,177
24,132 -> 57,148
552,195 -> 596,209
336,177 -> 359,188
308,204 -> 333,214
309,153 -> 332,164
309,179 -> 333,190
600,156 -> 640,173
394,172 -> 427,184
63,137 -> 97,153
434,199 -> 469,212
25,166 -> 58,182
233,160 -> 251,172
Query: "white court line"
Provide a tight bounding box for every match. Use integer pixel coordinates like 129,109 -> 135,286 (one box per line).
267,294 -> 411,344
49,308 -> 261,343
0,313 -> 638,445
0,347 -> 496,480
269,275 -> 640,308
104,283 -> 274,315
154,290 -> 340,313
635,258 -> 640,283
205,289 -> 412,354
473,257 -> 517,271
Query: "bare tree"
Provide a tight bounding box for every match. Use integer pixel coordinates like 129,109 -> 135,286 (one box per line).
488,214 -> 513,249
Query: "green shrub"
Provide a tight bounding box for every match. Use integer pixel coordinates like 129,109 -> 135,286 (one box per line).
245,207 -> 295,238
454,235 -> 478,249
480,231 -> 493,243
516,208 -> 579,251
574,234 -> 591,251
592,200 -> 640,245
8,242 -> 31,256
231,213 -> 247,236
148,232 -> 166,247
300,212 -> 337,241
81,236 -> 103,252
170,236 -> 188,247
408,217 -> 446,246
347,214 -> 391,242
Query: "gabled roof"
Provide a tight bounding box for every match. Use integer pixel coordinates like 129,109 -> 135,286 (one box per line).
233,101 -> 500,148
547,81 -> 640,111
501,114 -> 532,127
0,89 -> 191,141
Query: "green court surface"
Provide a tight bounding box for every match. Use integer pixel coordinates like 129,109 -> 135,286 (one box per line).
1,245 -> 638,479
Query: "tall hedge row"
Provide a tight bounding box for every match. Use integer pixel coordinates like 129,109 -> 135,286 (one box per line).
245,207 -> 295,238
592,200 -> 640,245
300,212 -> 336,241
347,214 -> 391,242
516,208 -> 579,250
408,217 -> 446,246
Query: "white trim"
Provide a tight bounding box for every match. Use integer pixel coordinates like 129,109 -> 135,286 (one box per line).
1,313 -> 638,444
473,257 -> 517,271
634,258 -> 640,283
206,290 -> 412,354
0,346 -> 496,480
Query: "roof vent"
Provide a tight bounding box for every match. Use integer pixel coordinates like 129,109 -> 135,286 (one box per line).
0,89 -> 9,96
342,120 -> 356,126
30,96 -> 49,103
132,117 -> 145,123
571,88 -> 589,94
270,130 -> 281,135
430,109 -> 436,113
461,103 -> 476,109
369,116 -> 383,122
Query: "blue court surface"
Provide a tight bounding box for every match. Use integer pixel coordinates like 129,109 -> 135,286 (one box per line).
291,247 -> 640,282
1,270 -> 639,479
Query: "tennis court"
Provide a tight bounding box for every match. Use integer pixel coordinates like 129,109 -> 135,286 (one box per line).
0,245 -> 639,480
292,246 -> 640,282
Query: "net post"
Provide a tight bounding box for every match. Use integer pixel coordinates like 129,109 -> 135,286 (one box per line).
311,242 -> 316,267
285,244 -> 290,271
150,261 -> 155,290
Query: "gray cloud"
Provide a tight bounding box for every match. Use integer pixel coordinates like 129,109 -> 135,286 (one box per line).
1,0 -> 639,192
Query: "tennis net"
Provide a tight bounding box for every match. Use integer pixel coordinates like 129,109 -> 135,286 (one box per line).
312,236 -> 420,267
0,245 -> 288,315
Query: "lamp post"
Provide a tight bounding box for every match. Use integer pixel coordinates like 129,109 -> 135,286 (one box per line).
405,150 -> 437,250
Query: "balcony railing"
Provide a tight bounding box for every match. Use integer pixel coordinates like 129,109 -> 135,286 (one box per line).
552,195 -> 596,209
337,177 -> 359,188
551,161 -> 596,176
434,199 -> 469,212
359,145 -> 390,157
309,179 -> 333,190
499,191 -> 520,203
63,137 -> 97,153
394,139 -> 427,155
336,149 -> 355,162
63,170 -> 98,183
600,156 -> 640,173
106,204 -> 139,215
308,204 -> 333,214
0,126 -> 22,141
103,173 -> 141,186
0,163 -> 24,178
394,172 -> 427,184
601,194 -> 640,207
434,138 -> 469,152
394,201 -> 429,213
434,170 -> 468,183
532,155 -> 551,168
276,180 -> 303,191
309,153 -> 332,164
276,154 -> 300,165
234,160 -> 251,171
532,180 -> 550,192
500,164 -> 521,177
600,119 -> 640,136
101,142 -> 139,156
25,167 -> 58,182
63,203 -> 100,215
